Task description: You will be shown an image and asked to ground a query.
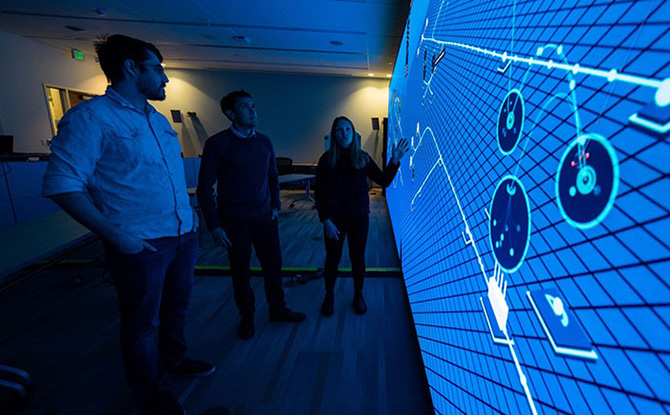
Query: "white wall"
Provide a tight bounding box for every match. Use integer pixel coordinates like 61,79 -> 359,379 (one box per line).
0,31 -> 390,164
153,70 -> 390,163
0,31 -> 107,153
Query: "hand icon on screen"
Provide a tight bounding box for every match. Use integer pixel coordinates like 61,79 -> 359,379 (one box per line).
545,294 -> 569,327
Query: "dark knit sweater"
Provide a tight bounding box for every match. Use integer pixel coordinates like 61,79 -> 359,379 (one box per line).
316,150 -> 399,222
197,128 -> 280,229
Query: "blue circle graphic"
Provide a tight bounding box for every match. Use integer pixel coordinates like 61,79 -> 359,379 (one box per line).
496,89 -> 525,155
488,175 -> 531,273
556,133 -> 619,229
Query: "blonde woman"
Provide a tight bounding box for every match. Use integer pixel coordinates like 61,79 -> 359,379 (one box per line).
315,116 -> 409,316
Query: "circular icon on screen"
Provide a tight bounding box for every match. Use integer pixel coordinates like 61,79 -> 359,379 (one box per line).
556,133 -> 619,229
497,89 -> 525,156
489,175 -> 531,273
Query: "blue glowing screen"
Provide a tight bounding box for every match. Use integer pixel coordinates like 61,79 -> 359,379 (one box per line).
386,1 -> 670,414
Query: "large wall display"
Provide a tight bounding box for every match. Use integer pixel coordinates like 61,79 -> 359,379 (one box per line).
386,1 -> 670,414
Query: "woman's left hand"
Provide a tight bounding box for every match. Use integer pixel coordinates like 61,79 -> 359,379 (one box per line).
391,138 -> 410,163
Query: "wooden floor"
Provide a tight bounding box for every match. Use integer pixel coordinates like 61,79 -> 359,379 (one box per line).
0,191 -> 432,415
197,190 -> 401,271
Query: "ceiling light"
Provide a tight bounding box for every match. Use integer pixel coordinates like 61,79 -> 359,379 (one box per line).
232,36 -> 250,44
368,73 -> 374,77
65,25 -> 86,32
386,74 -> 392,77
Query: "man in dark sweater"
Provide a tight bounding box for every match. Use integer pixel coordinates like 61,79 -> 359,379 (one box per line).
197,90 -> 306,339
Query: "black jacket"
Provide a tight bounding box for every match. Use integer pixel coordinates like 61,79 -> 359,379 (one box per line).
316,150 -> 399,222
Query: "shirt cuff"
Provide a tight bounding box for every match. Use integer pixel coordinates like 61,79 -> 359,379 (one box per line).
42,175 -> 87,197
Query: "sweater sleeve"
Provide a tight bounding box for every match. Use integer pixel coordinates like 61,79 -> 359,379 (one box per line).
267,138 -> 281,211
365,153 -> 400,188
196,136 -> 222,230
315,152 -> 331,223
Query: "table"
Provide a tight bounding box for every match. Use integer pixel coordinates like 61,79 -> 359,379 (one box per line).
278,174 -> 315,207
188,174 -> 316,208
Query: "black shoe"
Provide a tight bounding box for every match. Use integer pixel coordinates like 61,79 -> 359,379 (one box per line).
238,316 -> 255,340
142,391 -> 186,415
166,358 -> 216,377
321,292 -> 334,317
269,307 -> 307,323
353,291 -> 367,315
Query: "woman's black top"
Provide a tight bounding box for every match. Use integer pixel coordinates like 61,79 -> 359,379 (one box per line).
316,150 -> 399,222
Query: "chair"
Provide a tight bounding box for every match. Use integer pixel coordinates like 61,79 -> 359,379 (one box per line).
276,157 -> 293,175
0,363 -> 32,410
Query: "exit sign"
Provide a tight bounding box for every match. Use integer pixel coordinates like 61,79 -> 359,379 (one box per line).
71,49 -> 84,61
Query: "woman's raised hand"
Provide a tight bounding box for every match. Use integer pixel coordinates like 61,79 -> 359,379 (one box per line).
391,138 -> 410,163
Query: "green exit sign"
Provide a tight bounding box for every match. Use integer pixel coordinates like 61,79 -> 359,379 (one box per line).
71,49 -> 84,61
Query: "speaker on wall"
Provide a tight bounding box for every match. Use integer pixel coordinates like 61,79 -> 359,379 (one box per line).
0,135 -> 13,154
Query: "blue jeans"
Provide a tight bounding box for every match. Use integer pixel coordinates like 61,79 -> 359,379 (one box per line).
222,213 -> 285,317
104,231 -> 198,396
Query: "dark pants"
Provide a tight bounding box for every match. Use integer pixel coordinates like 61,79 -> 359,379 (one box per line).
104,231 -> 198,396
324,215 -> 369,293
223,213 -> 286,317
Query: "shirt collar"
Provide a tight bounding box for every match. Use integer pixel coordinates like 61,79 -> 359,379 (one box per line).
230,125 -> 256,139
105,86 -> 156,115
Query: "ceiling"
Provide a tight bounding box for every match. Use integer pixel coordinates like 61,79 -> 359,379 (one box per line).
0,0 -> 409,78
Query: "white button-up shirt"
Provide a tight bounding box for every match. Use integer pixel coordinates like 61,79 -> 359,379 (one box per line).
43,87 -> 195,239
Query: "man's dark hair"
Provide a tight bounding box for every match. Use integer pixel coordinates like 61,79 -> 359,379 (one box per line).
94,34 -> 163,83
220,90 -> 253,121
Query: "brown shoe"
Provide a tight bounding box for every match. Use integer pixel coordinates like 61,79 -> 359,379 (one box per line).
353,291 -> 367,315
269,307 -> 307,322
237,316 -> 255,340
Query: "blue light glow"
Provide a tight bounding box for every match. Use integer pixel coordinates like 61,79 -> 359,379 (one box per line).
387,0 -> 670,413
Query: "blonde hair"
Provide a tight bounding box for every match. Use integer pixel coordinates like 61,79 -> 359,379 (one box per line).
328,116 -> 367,169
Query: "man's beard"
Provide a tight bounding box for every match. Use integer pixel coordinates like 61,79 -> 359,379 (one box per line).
146,86 -> 166,101
139,81 -> 166,101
